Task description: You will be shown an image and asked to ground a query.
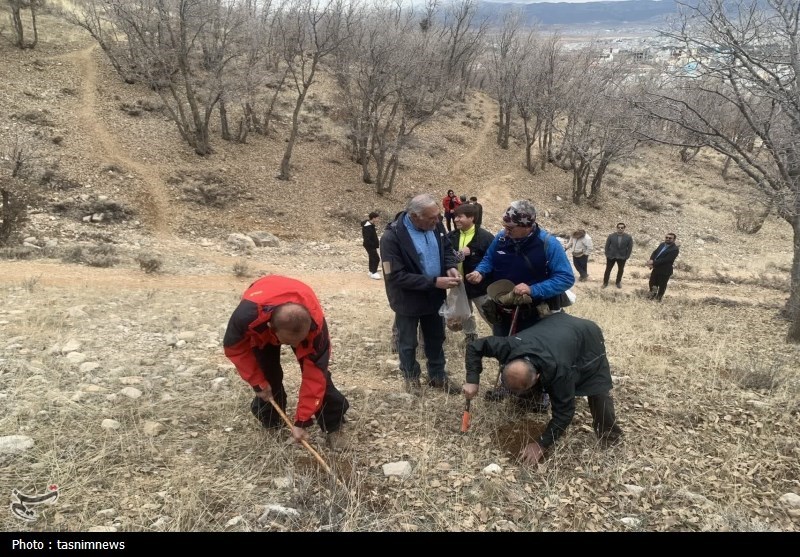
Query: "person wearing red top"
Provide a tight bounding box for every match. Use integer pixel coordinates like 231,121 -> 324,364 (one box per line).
223,275 -> 349,446
442,189 -> 462,232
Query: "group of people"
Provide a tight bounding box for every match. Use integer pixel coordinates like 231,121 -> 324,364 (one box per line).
563,223 -> 680,301
224,194 -> 635,466
442,190 -> 483,232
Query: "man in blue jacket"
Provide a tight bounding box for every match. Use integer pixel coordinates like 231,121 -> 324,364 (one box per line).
465,200 -> 575,336
380,194 -> 462,395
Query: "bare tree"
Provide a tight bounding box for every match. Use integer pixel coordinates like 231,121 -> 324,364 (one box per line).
0,139 -> 40,245
276,0 -> 348,180
487,11 -> 532,149
7,0 -> 43,49
551,53 -> 642,203
105,0 -> 245,156
636,0 -> 800,342
437,0 -> 487,100
59,0 -> 137,83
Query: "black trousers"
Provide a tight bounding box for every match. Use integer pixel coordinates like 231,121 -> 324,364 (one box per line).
603,258 -> 627,285
445,212 -> 455,232
587,392 -> 623,442
250,344 -> 349,433
648,270 -> 672,300
365,246 -> 380,274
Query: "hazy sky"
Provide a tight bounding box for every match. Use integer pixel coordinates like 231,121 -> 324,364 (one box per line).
484,1 -> 638,3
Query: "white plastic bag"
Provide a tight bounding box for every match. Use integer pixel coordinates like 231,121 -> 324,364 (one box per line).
439,281 -> 472,331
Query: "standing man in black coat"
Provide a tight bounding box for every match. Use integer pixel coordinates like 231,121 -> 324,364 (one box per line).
469,196 -> 483,229
361,211 -> 381,280
448,203 -> 495,343
463,312 -> 623,465
603,222 -> 634,289
380,194 -> 462,395
646,232 -> 680,301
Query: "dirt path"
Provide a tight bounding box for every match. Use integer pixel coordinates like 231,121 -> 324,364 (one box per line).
66,46 -> 171,236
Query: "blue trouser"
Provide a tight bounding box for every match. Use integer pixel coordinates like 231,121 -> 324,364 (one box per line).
395,313 -> 446,381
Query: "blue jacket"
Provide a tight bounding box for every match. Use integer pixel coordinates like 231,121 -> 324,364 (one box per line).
474,225 -> 574,301
380,212 -> 458,316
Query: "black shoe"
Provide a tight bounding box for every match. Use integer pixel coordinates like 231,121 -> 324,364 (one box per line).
615,283 -> 622,289
601,283 -> 608,289
428,377 -> 461,395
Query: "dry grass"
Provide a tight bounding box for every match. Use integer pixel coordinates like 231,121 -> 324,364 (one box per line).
0,13 -> 797,534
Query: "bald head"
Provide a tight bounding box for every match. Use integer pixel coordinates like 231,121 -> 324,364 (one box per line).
271,303 -> 312,346
502,359 -> 538,393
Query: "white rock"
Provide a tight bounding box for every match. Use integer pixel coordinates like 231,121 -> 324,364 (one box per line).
120,387 -> 142,399
382,461 -> 413,478
176,340 -> 186,348
248,231 -> 280,247
66,306 -> 88,318
151,517 -> 170,528
677,489 -> 711,505
80,362 -> 100,373
385,359 -> 400,368
779,493 -> 800,508
119,376 -> 142,385
177,331 -> 196,341
621,517 -> 641,527
0,435 -> 34,454
65,352 -> 87,364
273,477 -> 292,489
227,233 -> 256,250
747,400 -> 769,409
482,463 -> 503,475
225,516 -> 244,527
61,339 -> 82,353
211,377 -> 228,391
623,484 -> 645,497
96,508 -> 116,517
258,505 -> 300,523
88,526 -> 118,532
101,419 -> 121,430
143,421 -> 165,436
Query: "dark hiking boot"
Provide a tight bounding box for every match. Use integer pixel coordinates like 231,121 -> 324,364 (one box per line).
615,283 -> 622,289
404,378 -> 422,395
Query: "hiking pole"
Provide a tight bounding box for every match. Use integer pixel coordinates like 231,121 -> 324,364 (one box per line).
461,399 -> 472,433
266,398 -> 345,488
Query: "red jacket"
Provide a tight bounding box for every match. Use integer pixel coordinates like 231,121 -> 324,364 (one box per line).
442,194 -> 461,213
223,276 -> 330,427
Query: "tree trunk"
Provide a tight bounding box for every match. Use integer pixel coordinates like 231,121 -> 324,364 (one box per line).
30,6 -> 38,49
721,156 -> 733,180
279,86 -> 308,180
0,189 -> 11,245
588,159 -> 609,199
786,214 -> 800,343
11,7 -> 24,49
219,100 -> 231,141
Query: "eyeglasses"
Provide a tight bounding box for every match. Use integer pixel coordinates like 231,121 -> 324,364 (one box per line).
617,226 -> 625,230
665,236 -> 675,240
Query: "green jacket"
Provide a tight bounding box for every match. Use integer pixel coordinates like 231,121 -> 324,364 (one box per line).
465,312 -> 613,448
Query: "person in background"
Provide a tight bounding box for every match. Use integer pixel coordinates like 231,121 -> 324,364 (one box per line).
603,223 -> 634,289
469,196 -> 483,229
442,189 -> 462,232
565,229 -> 593,282
646,232 -> 680,301
361,211 -> 381,280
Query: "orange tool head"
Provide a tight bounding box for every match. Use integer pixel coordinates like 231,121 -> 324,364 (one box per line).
460,399 -> 471,433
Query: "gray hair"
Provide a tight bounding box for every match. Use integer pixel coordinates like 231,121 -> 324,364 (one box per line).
407,194 -> 438,216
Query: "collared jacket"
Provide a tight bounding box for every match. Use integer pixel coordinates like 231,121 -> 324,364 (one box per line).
465,312 -> 612,448
473,225 -> 575,302
223,275 -> 330,427
604,232 -> 633,260
649,242 -> 680,275
380,211 -> 458,316
448,226 -> 494,299
361,220 -> 379,249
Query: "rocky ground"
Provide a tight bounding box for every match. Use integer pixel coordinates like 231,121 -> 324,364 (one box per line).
0,12 -> 798,532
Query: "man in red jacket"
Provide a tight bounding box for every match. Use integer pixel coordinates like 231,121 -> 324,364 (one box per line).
223,275 -> 349,447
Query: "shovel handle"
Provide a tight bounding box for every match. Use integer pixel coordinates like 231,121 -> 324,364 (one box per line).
267,398 -> 342,485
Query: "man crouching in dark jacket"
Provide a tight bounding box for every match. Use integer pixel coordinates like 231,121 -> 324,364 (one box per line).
380,194 -> 463,395
463,312 -> 623,465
